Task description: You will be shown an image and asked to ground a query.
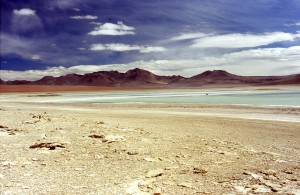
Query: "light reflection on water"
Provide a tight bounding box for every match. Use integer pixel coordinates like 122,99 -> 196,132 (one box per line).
40,91 -> 300,107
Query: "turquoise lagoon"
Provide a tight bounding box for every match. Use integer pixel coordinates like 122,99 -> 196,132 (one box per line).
42,90 -> 300,107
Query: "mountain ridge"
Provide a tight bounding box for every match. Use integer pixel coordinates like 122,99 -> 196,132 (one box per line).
1,68 -> 299,87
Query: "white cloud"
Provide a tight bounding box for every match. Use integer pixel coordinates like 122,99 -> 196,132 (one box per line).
90,43 -> 166,53
285,22 -> 300,26
70,15 -> 98,20
13,8 -> 36,16
2,46 -> 300,81
170,32 -> 210,41
139,46 -> 167,53
224,46 -> 300,60
72,8 -> 81,11
0,33 -> 37,59
191,32 -> 300,48
88,21 -> 135,35
31,55 -> 41,60
11,8 -> 43,33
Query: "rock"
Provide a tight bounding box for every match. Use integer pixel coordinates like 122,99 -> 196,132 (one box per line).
102,134 -> 125,143
243,171 -> 261,179
97,121 -> 105,124
32,158 -> 38,161
88,134 -> 105,139
126,179 -> 142,194
193,167 -> 207,174
253,185 -> 272,193
0,125 -> 8,128
284,170 -> 293,174
29,142 -> 65,150
178,182 -> 194,188
153,188 -> 162,194
261,180 -> 282,192
21,186 -> 30,189
74,168 -> 83,171
146,169 -> 164,178
234,185 -> 250,194
23,120 -> 38,124
127,150 -> 138,155
0,161 -> 16,167
261,169 -> 277,176
139,178 -> 156,187
217,150 -> 237,156
143,157 -> 157,162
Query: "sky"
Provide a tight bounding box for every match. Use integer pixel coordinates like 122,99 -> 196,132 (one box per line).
1,0 -> 300,81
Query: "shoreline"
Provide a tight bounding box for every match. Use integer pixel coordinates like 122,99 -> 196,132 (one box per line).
1,84 -> 299,93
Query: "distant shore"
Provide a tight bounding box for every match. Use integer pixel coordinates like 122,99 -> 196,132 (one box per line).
1,84 -> 298,93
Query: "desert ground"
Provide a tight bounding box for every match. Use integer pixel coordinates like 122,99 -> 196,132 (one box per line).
0,86 -> 300,194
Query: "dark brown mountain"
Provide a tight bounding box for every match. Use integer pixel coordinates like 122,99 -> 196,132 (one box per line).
182,70 -> 242,85
122,68 -> 184,86
1,69 -> 299,87
0,79 -> 6,85
5,80 -> 32,85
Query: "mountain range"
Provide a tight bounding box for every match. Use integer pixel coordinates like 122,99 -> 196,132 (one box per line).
1,68 -> 300,87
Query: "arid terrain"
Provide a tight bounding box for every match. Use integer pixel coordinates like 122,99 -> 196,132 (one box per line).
0,87 -> 300,194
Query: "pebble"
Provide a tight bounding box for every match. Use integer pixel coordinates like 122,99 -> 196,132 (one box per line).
127,150 -> 138,155
0,161 -> 16,167
32,158 -> 38,161
139,178 -> 156,187
126,179 -> 142,194
146,169 -> 164,178
143,157 -> 157,162
178,182 -> 194,188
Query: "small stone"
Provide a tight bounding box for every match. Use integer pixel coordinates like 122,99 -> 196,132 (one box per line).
126,179 -> 142,194
178,182 -> 193,188
139,178 -> 156,187
146,169 -> 164,178
32,158 -> 38,161
284,170 -> 293,174
153,188 -> 162,194
262,181 -> 282,192
74,168 -> 83,171
262,170 -> 277,176
88,134 -> 104,139
102,134 -> 124,143
143,157 -> 157,162
1,161 -> 16,167
193,167 -> 207,174
127,150 -> 138,155
21,186 -> 30,189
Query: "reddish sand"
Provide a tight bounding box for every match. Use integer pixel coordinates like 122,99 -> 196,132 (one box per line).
0,85 -> 136,93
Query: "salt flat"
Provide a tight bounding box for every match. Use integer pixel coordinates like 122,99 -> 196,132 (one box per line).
0,88 -> 300,194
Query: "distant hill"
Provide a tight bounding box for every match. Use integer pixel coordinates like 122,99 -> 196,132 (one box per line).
1,68 -> 299,87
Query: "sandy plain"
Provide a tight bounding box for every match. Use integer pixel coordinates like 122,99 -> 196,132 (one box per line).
0,86 -> 300,194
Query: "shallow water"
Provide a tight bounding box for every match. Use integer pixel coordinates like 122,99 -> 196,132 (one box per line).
39,90 -> 300,107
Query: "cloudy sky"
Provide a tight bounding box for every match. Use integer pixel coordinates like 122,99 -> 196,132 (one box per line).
1,0 -> 300,81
